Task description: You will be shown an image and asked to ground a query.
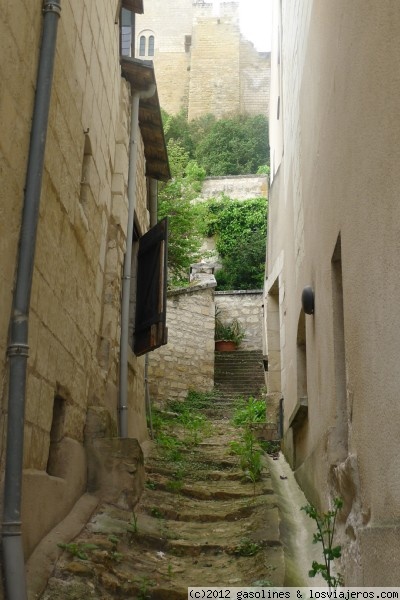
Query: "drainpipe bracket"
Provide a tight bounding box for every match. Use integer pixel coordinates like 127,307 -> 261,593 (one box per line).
43,0 -> 61,16
7,343 -> 29,358
2,521 -> 22,536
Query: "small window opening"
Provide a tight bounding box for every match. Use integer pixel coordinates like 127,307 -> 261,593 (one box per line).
185,35 -> 192,52
80,134 -> 92,216
139,35 -> 146,56
46,395 -> 66,477
148,35 -> 155,56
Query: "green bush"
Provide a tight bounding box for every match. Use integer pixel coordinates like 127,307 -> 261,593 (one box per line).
203,196 -> 267,290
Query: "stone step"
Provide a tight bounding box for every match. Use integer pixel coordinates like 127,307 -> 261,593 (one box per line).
214,349 -> 266,402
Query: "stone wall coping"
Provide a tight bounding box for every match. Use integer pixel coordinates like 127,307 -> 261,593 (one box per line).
167,280 -> 217,298
204,174 -> 268,181
215,289 -> 263,296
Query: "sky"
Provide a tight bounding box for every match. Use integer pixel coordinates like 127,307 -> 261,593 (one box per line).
238,0 -> 272,52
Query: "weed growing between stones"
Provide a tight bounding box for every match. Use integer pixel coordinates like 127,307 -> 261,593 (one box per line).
230,396 -> 267,491
128,511 -> 138,534
301,497 -> 344,589
136,576 -> 155,600
152,390 -> 213,459
232,538 -> 262,557
232,396 -> 266,427
259,440 -> 281,455
57,542 -> 99,560
230,429 -> 263,489
150,506 -> 164,518
165,479 -> 184,493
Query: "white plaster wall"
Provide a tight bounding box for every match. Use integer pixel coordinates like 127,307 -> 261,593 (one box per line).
267,0 -> 400,585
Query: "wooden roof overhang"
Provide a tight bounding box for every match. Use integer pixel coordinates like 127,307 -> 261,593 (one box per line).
121,0 -> 143,14
121,58 -> 170,182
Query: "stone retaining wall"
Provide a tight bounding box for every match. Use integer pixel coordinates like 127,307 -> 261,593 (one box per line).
148,286 -> 263,403
215,290 -> 263,350
148,282 -> 216,403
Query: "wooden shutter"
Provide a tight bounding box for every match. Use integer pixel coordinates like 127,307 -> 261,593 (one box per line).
133,218 -> 168,356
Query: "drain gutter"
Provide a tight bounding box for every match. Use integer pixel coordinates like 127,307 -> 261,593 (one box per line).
118,84 -> 156,438
2,2 -> 61,598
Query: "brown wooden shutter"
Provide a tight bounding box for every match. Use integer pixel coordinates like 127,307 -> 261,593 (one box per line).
133,218 -> 168,356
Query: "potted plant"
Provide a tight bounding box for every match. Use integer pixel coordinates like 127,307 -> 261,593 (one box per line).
215,308 -> 245,351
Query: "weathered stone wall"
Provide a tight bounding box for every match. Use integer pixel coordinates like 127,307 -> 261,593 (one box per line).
134,0 -> 193,115
200,175 -> 268,200
215,291 -> 263,351
148,284 -> 216,403
188,4 -> 241,120
240,43 -> 271,116
0,0 -> 150,558
135,0 -> 270,118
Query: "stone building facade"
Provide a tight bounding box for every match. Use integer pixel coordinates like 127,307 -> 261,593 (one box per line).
266,0 -> 400,585
0,0 -> 169,584
135,0 -> 270,119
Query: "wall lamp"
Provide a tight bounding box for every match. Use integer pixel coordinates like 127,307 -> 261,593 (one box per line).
302,285 -> 315,315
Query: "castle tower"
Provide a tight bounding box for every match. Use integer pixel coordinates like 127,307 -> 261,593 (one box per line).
135,0 -> 270,119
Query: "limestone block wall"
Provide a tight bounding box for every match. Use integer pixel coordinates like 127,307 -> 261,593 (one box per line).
135,0 -> 193,115
200,175 -> 268,200
148,284 -> 216,403
188,6 -> 241,120
135,0 -> 270,119
215,291 -> 263,350
0,0 -> 149,557
240,43 -> 271,116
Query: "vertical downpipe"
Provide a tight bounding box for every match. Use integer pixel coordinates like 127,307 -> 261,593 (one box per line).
2,2 -> 61,599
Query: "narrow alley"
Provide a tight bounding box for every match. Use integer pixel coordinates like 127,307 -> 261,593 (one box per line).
33,356 -> 286,599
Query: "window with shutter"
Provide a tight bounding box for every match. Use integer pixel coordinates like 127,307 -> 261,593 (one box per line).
133,218 -> 168,356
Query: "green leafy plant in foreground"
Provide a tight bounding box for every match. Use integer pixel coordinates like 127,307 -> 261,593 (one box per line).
230,429 -> 263,489
301,497 -> 344,589
232,396 -> 266,427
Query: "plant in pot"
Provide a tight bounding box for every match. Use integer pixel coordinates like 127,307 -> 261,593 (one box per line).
215,308 -> 245,351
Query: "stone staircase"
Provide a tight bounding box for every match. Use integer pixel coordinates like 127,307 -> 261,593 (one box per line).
214,349 -> 266,399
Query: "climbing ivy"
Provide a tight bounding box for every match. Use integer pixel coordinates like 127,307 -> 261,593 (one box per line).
203,196 -> 268,290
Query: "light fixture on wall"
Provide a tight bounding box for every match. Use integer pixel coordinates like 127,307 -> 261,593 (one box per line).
302,285 -> 315,315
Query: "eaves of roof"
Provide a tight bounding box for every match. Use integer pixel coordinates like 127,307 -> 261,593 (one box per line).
121,0 -> 144,14
121,57 -> 170,182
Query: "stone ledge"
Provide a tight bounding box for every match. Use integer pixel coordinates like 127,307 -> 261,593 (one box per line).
289,396 -> 308,429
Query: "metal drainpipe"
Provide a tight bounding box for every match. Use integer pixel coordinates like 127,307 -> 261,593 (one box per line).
144,178 -> 158,439
118,84 -> 156,438
2,2 -> 61,599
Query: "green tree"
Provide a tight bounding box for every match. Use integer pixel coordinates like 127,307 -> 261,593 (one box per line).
203,196 -> 267,290
158,139 -> 206,286
195,114 -> 269,176
162,109 -> 195,158
161,111 -> 269,176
